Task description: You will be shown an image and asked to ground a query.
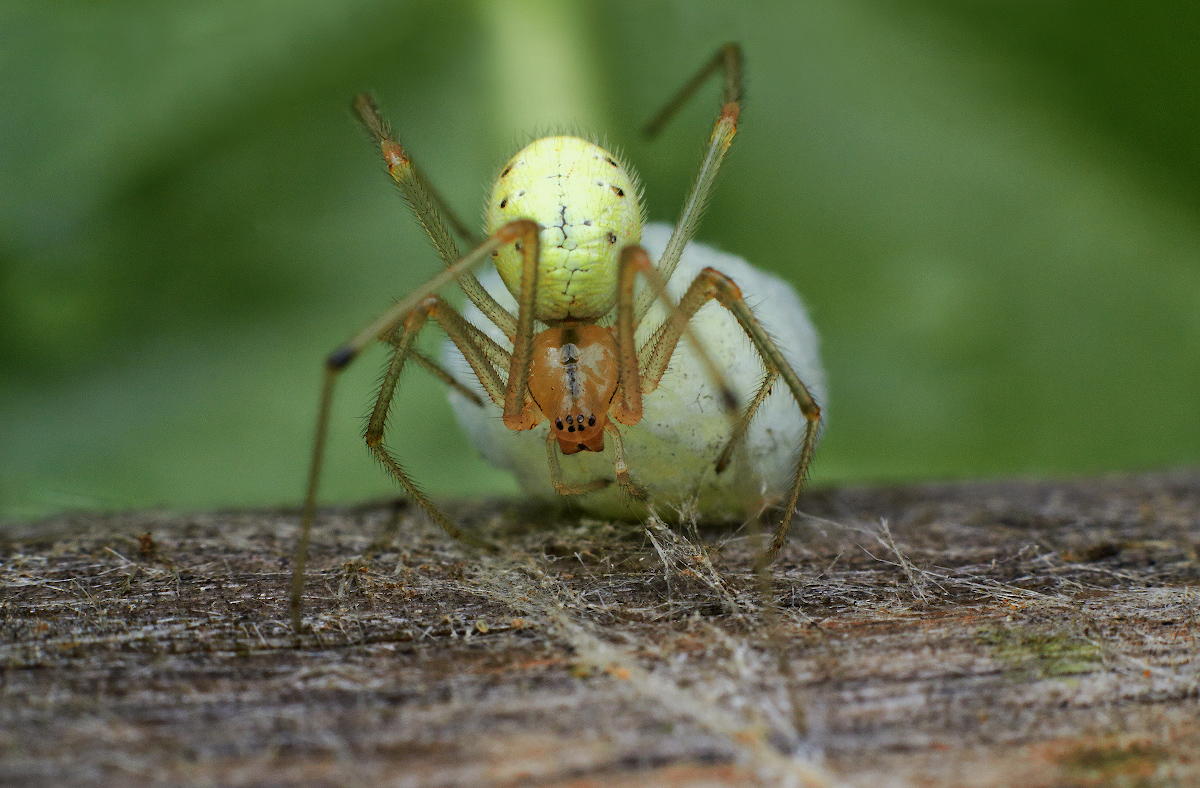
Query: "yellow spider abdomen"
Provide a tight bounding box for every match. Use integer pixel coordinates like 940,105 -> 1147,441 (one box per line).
486,136 -> 643,321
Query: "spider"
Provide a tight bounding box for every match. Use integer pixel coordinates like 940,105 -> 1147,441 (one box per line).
290,44 -> 823,627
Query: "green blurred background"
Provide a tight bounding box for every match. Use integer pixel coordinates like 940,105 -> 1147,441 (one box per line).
3,0 -> 1198,520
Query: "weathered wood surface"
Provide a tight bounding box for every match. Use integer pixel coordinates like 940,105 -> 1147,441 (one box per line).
3,471 -> 1199,787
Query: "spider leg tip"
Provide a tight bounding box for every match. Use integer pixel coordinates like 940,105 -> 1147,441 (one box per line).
326,345 -> 356,370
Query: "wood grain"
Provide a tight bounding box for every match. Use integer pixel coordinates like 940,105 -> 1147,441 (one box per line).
3,471 -> 1198,786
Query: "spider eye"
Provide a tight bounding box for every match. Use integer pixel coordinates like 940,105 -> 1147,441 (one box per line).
606,232 -> 617,244
555,418 -> 563,430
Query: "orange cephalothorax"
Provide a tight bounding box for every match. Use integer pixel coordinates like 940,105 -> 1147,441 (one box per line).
527,323 -> 619,455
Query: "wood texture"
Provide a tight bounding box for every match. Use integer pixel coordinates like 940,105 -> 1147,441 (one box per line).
3,471 -> 1199,786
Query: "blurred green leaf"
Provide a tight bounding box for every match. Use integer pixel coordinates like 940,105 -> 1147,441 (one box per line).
2,0 -> 1198,519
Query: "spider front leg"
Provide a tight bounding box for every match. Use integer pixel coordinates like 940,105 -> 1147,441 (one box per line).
353,94 -> 514,337
290,220 -> 536,630
364,294 -> 511,543
634,42 -> 743,327
635,266 -> 823,566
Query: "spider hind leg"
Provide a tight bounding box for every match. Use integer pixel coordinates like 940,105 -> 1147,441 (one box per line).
635,265 -> 822,564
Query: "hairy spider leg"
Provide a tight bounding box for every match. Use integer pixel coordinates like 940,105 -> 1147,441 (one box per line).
290,220 -> 538,630
354,94 -> 516,337
634,42 -> 744,328
635,266 -> 823,565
